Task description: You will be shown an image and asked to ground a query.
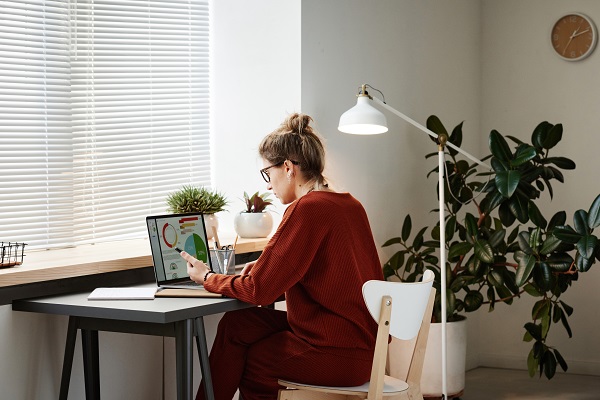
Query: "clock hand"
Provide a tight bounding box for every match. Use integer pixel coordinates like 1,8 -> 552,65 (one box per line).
573,28 -> 591,38
562,26 -> 581,55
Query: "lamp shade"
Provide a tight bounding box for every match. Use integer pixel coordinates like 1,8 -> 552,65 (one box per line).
338,96 -> 388,135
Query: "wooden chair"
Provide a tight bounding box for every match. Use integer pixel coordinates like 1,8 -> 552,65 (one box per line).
278,270 -> 436,400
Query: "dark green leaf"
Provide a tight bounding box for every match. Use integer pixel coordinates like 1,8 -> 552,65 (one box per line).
554,349 -> 568,372
553,225 -> 581,244
530,227 -> 541,250
577,253 -> 594,272
448,121 -> 464,156
401,215 -> 412,242
516,254 -> 536,287
548,211 -> 567,231
529,201 -> 547,229
573,210 -> 589,235
533,262 -> 552,291
543,156 -> 575,169
560,300 -> 574,316
488,229 -> 506,247
474,239 -> 495,263
532,299 -> 550,320
511,145 -> 537,167
488,269 -> 504,288
540,235 -> 561,255
509,194 -> 530,223
484,191 -> 505,214
527,349 -> 537,377
426,115 -> 449,137
446,215 -> 457,241
588,194 -> 600,229
496,285 -> 514,304
489,129 -> 513,163
491,157 -> 509,172
542,123 -> 563,149
518,232 -> 533,254
464,290 -> 484,312
523,282 -> 543,297
499,201 -> 517,226
577,235 -> 598,260
543,350 -> 557,379
560,311 -> 572,338
413,227 -> 427,251
531,121 -> 552,150
546,254 -> 574,272
448,242 -> 473,259
524,322 -> 542,341
465,213 -> 478,238
553,305 -> 563,323
495,170 -> 521,198
382,237 -> 402,247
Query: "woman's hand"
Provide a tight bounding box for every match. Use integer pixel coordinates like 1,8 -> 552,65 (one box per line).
241,261 -> 256,275
179,251 -> 211,284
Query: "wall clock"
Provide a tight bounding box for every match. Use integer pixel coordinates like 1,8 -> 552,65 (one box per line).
551,13 -> 597,61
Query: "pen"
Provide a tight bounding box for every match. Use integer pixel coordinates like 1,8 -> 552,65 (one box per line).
175,247 -> 183,253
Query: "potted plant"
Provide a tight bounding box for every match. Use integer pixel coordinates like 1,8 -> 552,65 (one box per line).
234,191 -> 274,238
166,185 -> 228,239
383,116 -> 600,397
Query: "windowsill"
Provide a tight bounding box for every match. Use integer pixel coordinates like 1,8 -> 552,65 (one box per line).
0,236 -> 269,288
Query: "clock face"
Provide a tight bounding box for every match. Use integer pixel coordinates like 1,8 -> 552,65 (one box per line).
551,13 -> 597,61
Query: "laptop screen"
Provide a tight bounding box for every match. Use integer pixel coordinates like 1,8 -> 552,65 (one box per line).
146,213 -> 213,284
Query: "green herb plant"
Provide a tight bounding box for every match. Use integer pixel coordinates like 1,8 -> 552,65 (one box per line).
166,185 -> 228,214
383,115 -> 600,379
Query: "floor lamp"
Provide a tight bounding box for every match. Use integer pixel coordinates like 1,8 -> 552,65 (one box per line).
338,84 -> 490,400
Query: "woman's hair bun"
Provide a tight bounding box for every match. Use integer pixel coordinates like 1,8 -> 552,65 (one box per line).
283,113 -> 313,135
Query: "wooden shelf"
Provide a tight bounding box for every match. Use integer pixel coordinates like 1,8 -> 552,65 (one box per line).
0,237 -> 269,288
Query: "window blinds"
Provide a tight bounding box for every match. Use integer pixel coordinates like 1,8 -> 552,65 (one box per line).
0,0 -> 210,249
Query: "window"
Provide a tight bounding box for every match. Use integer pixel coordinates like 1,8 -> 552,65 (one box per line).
0,0 -> 210,249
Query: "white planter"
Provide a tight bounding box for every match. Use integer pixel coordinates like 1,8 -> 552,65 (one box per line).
203,214 -> 219,240
388,317 -> 467,399
234,212 -> 273,238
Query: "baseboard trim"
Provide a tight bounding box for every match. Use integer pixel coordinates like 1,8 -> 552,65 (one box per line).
477,353 -> 600,376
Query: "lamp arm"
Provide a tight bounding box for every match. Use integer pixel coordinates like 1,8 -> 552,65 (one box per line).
372,97 -> 491,170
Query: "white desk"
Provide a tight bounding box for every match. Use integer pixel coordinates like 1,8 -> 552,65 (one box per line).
13,286 -> 254,400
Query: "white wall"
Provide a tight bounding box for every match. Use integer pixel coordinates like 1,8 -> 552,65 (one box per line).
477,0 -> 600,375
300,0 -> 483,369
211,0 -> 302,231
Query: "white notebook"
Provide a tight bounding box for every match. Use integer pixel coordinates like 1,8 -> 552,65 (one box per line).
88,287 -> 157,300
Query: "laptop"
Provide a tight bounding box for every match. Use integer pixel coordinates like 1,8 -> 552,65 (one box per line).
146,212 -> 214,290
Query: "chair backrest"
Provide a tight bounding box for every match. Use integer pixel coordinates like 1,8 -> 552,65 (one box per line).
362,270 -> 434,340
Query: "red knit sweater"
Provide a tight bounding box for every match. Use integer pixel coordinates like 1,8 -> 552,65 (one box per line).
204,191 -> 383,355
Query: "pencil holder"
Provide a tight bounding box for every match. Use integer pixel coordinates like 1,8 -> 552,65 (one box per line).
210,248 -> 235,275
0,242 -> 27,268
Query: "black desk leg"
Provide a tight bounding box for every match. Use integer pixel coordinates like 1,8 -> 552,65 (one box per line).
195,317 -> 215,400
59,316 -> 79,400
175,319 -> 194,400
81,329 -> 100,400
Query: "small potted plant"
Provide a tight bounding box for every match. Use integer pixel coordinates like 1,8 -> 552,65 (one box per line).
233,191 -> 274,238
166,185 -> 228,239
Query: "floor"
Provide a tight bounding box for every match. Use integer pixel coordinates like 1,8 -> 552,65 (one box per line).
461,367 -> 600,399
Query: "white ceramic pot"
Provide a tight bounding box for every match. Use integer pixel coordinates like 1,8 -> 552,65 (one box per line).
388,317 -> 467,399
203,214 -> 219,240
234,212 -> 273,238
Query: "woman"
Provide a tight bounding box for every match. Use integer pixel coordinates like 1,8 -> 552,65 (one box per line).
180,113 -> 383,400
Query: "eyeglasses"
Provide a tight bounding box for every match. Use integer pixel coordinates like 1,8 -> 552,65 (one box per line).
260,160 -> 299,183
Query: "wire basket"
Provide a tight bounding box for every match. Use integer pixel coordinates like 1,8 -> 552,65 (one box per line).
0,242 -> 27,268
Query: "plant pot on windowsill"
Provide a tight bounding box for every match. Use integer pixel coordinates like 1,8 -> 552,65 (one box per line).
165,185 -> 229,240
234,191 -> 274,238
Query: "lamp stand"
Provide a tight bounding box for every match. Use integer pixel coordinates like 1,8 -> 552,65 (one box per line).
437,140 -> 448,400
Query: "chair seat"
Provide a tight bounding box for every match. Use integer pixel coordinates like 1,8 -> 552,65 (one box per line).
278,375 -> 409,396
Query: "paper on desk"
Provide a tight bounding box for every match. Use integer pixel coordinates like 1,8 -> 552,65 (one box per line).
88,287 -> 157,300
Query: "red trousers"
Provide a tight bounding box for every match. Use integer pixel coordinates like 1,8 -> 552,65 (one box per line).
196,307 -> 372,400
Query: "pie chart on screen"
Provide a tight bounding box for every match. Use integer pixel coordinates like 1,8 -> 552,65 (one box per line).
184,233 -> 208,262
